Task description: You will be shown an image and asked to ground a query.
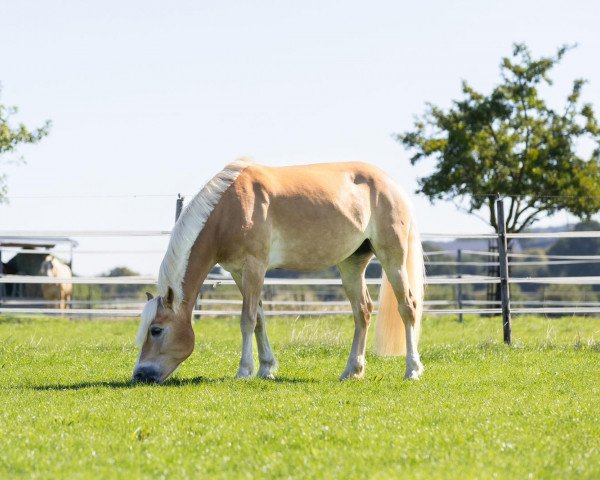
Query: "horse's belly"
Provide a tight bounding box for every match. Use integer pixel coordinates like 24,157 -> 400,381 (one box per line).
263,169 -> 373,270
268,226 -> 367,271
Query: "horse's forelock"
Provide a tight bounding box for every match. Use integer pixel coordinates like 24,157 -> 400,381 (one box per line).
136,297 -> 159,347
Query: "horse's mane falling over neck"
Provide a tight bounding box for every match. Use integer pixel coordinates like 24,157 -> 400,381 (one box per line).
158,158 -> 253,312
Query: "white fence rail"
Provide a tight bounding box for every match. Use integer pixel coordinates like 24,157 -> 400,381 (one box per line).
2,219 -> 600,323
2,274 -> 600,286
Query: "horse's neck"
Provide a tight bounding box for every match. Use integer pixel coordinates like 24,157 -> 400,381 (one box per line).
179,235 -> 218,317
49,262 -> 65,277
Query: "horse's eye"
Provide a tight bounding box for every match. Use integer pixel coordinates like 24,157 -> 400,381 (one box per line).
150,326 -> 163,337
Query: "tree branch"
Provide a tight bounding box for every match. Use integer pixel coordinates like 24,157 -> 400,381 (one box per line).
515,207 -> 545,232
511,198 -> 541,230
506,196 -> 518,229
451,198 -> 491,225
516,82 -> 532,188
489,197 -> 498,231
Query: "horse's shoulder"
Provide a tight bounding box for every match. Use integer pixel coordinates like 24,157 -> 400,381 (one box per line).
233,164 -> 277,194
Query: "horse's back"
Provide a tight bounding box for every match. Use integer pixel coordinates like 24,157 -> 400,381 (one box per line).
247,161 -> 390,192
244,161 -> 410,225
215,161 -> 411,270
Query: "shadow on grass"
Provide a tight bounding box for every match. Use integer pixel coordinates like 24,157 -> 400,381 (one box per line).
18,375 -> 317,391
27,379 -> 140,391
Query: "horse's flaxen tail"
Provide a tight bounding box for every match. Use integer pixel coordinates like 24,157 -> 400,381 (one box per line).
374,223 -> 425,356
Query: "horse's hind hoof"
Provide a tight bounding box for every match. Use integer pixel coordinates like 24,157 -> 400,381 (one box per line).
257,360 -> 278,380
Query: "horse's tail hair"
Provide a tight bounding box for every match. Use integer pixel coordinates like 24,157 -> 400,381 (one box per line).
374,222 -> 425,356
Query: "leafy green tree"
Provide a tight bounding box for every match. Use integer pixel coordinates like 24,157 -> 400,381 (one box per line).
396,44 -> 600,233
0,85 -> 51,202
101,266 -> 148,298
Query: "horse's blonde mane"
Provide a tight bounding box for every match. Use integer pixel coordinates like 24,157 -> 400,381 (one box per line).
157,158 -> 253,312
136,297 -> 159,347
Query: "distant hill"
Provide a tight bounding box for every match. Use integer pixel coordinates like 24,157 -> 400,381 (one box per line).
425,224 -> 577,254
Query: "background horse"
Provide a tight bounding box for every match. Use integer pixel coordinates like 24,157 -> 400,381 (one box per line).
134,159 -> 424,383
40,255 -> 73,309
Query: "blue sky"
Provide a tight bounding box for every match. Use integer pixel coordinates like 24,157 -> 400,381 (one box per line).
1,1 -> 599,274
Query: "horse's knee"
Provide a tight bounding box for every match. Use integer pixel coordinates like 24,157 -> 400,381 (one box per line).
399,302 -> 417,326
359,304 -> 372,327
365,296 -> 374,315
240,315 -> 257,335
255,310 -> 266,332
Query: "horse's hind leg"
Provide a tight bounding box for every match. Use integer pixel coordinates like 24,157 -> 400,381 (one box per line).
374,240 -> 424,380
338,252 -> 374,380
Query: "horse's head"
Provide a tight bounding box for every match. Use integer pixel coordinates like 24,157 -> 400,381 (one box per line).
40,255 -> 54,276
132,289 -> 195,383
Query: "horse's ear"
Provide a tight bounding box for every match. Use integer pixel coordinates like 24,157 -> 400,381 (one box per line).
164,287 -> 174,309
145,292 -> 154,301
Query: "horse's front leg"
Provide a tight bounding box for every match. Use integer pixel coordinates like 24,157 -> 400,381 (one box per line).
234,259 -> 266,379
60,287 -> 67,310
232,271 -> 277,379
255,300 -> 277,379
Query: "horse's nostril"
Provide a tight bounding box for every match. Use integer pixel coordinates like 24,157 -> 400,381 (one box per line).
133,366 -> 160,383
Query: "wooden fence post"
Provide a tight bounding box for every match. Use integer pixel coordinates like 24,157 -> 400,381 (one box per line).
496,197 -> 512,344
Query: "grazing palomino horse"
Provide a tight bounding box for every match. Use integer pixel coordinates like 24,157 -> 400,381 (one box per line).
134,159 -> 424,383
40,255 -> 73,309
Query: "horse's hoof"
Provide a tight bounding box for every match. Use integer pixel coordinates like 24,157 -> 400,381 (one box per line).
234,367 -> 253,379
339,360 -> 365,380
257,365 -> 276,380
339,370 -> 364,381
257,359 -> 278,379
403,370 -> 421,381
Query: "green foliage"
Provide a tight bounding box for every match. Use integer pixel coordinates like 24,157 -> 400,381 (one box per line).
0,315 -> 598,478
72,283 -> 103,302
100,266 -> 149,299
396,44 -> 600,233
0,85 -> 51,202
539,284 -> 598,303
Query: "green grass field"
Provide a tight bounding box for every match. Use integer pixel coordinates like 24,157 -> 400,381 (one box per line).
0,314 -> 598,479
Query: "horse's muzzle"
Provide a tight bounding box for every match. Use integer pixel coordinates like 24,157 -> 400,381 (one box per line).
132,365 -> 160,383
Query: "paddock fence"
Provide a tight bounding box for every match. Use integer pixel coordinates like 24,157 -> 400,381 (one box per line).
2,203 -> 600,342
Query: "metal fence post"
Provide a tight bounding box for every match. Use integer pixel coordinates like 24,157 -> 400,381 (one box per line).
456,249 -> 463,323
496,197 -> 512,344
0,249 -> 4,305
175,194 -> 184,222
